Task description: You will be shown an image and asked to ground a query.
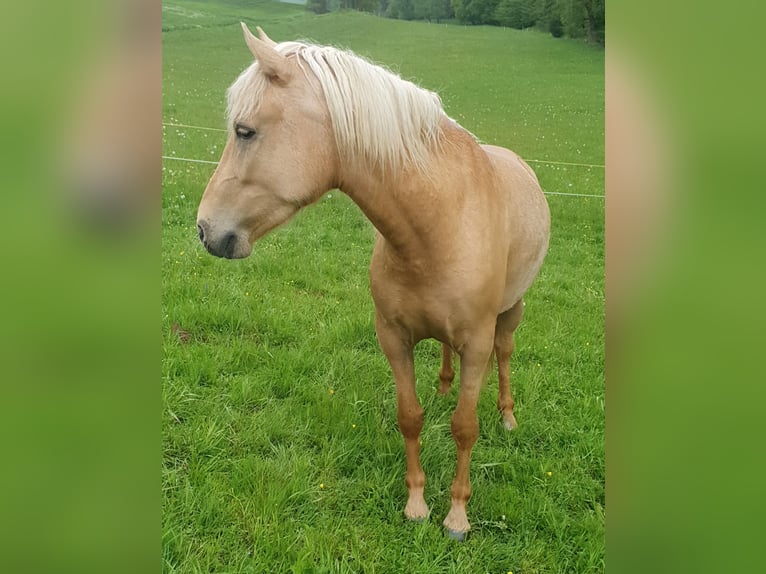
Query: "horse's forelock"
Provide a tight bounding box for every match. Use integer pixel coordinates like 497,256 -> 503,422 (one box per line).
225,42 -> 313,127
225,63 -> 269,127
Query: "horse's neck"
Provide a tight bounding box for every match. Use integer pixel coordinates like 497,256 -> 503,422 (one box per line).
338,144 -> 474,259
337,122 -> 487,259
339,167 -> 425,256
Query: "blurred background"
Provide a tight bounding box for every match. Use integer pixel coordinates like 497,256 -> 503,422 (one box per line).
0,0 -> 764,572
0,1 -> 158,573
608,2 -> 766,573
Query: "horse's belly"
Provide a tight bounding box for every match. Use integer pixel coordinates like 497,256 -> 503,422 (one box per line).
500,232 -> 548,313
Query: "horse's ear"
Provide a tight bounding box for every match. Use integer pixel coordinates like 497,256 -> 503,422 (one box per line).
256,26 -> 277,48
240,22 -> 289,82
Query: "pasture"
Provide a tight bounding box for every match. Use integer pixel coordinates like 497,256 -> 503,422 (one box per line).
162,1 -> 604,572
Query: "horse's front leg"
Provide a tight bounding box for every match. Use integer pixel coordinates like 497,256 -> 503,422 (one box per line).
443,329 -> 495,540
375,314 -> 428,521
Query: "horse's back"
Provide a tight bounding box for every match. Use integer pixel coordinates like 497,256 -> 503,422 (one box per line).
481,144 -> 550,312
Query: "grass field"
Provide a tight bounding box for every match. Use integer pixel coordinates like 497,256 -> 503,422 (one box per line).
162,2 -> 604,572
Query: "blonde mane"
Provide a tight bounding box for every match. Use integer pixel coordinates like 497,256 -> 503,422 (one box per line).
226,41 -> 446,174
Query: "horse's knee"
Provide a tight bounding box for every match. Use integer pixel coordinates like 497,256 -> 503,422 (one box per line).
398,405 -> 424,439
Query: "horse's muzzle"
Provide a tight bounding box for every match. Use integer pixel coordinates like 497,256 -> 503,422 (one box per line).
196,219 -> 241,259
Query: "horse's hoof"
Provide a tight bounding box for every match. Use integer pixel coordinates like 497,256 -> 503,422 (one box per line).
502,412 -> 518,431
404,496 -> 429,522
447,529 -> 467,542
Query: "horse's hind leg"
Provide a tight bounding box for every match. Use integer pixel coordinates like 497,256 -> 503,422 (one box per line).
438,344 -> 455,395
495,300 -> 524,430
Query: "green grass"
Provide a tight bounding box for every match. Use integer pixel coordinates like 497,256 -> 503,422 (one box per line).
163,2 -> 604,572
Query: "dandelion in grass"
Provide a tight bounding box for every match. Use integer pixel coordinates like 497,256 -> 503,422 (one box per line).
547,471 -> 553,477
320,483 -> 324,489
329,388 -> 335,396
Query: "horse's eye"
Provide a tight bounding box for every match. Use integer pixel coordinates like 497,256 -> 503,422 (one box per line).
235,125 -> 256,140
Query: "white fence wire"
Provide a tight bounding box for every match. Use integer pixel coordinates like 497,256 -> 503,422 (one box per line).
162,122 -> 605,199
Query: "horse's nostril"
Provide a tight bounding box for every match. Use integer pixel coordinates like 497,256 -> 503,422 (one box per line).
222,232 -> 237,258
197,223 -> 205,242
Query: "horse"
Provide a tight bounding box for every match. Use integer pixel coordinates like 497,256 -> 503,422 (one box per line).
196,23 -> 550,540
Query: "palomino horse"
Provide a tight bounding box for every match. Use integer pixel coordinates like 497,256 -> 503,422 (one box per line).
197,24 -> 550,540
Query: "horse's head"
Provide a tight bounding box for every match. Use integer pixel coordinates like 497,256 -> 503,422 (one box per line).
196,24 -> 338,259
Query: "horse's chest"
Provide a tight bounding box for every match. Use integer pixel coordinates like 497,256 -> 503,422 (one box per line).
369,238 -> 505,339
375,289 -> 453,339
370,266 -> 489,344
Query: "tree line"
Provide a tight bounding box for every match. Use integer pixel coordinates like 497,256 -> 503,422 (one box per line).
306,0 -> 604,43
